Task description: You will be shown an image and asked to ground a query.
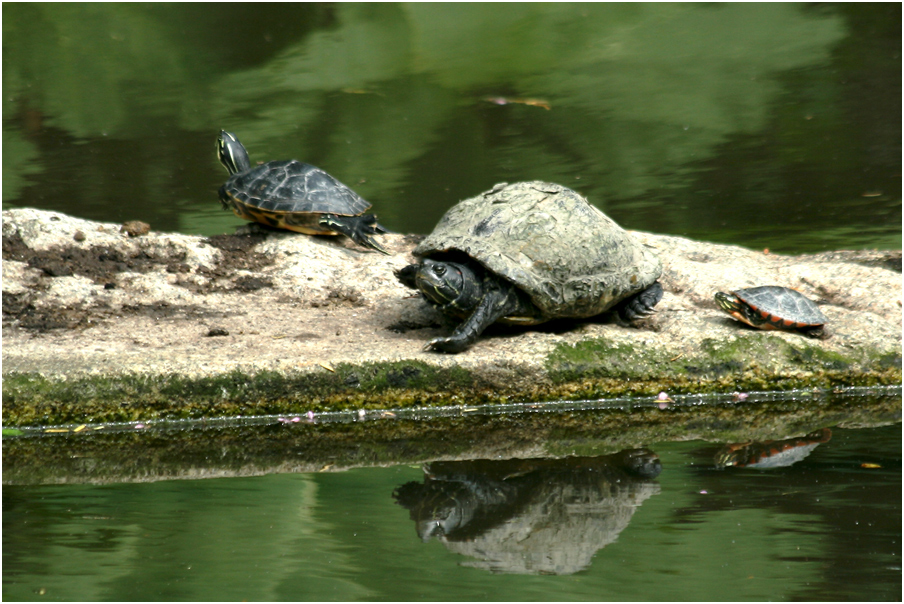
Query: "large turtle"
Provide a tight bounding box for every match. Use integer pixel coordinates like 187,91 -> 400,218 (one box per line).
217,130 -> 388,254
396,181 -> 663,353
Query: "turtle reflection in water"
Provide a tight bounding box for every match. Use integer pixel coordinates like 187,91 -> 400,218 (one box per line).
397,181 -> 663,353
392,449 -> 661,575
715,428 -> 832,470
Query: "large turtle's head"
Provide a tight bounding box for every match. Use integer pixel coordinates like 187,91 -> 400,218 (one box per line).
217,130 -> 252,175
416,259 -> 469,307
398,259 -> 482,314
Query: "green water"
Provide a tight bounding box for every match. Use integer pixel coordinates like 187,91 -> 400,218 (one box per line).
3,3 -> 900,252
3,5 -> 901,600
3,424 -> 900,601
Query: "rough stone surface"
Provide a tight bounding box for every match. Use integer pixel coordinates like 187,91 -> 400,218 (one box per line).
2,206 -> 901,426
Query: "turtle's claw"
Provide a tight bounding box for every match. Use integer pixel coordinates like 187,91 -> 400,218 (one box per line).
424,336 -> 470,354
618,281 -> 663,322
354,215 -> 390,255
424,338 -> 447,353
319,213 -> 390,255
358,213 -> 388,235
360,235 -> 390,255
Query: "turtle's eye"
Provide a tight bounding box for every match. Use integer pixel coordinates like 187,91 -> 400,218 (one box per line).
434,264 -> 446,277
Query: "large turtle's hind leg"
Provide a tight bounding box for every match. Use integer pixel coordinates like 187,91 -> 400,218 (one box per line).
320,213 -> 390,254
616,281 -> 663,322
427,281 -> 523,354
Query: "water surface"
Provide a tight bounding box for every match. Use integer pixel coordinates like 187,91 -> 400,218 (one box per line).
3,3 -> 900,252
3,423 -> 900,601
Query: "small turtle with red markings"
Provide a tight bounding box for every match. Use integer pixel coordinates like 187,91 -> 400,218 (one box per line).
714,285 -> 830,339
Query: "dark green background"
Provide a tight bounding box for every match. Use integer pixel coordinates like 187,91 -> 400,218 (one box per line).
3,3 -> 900,252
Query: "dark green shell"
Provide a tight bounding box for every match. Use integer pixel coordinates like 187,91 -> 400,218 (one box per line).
221,160 -> 370,220
414,181 -> 662,318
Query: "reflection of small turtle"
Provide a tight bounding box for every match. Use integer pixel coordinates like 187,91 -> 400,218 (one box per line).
714,285 -> 829,338
396,181 -> 663,353
216,130 -> 388,254
715,428 -> 832,469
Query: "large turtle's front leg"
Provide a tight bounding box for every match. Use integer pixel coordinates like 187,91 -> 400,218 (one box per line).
319,213 -> 390,254
426,281 -> 523,354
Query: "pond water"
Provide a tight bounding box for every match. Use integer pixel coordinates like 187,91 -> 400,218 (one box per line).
3,5 -> 901,601
3,421 -> 900,601
3,4 -> 900,252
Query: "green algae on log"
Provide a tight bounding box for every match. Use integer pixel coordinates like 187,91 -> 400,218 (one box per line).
2,387 -> 900,486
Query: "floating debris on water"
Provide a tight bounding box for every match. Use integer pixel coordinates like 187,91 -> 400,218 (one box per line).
657,392 -> 674,409
484,96 -> 551,110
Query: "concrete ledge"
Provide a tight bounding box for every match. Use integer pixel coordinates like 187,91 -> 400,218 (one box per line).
3,208 -> 901,427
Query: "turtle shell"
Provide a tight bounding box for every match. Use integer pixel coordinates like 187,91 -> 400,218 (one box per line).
221,160 -> 370,233
733,286 -> 827,328
414,181 -> 662,318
